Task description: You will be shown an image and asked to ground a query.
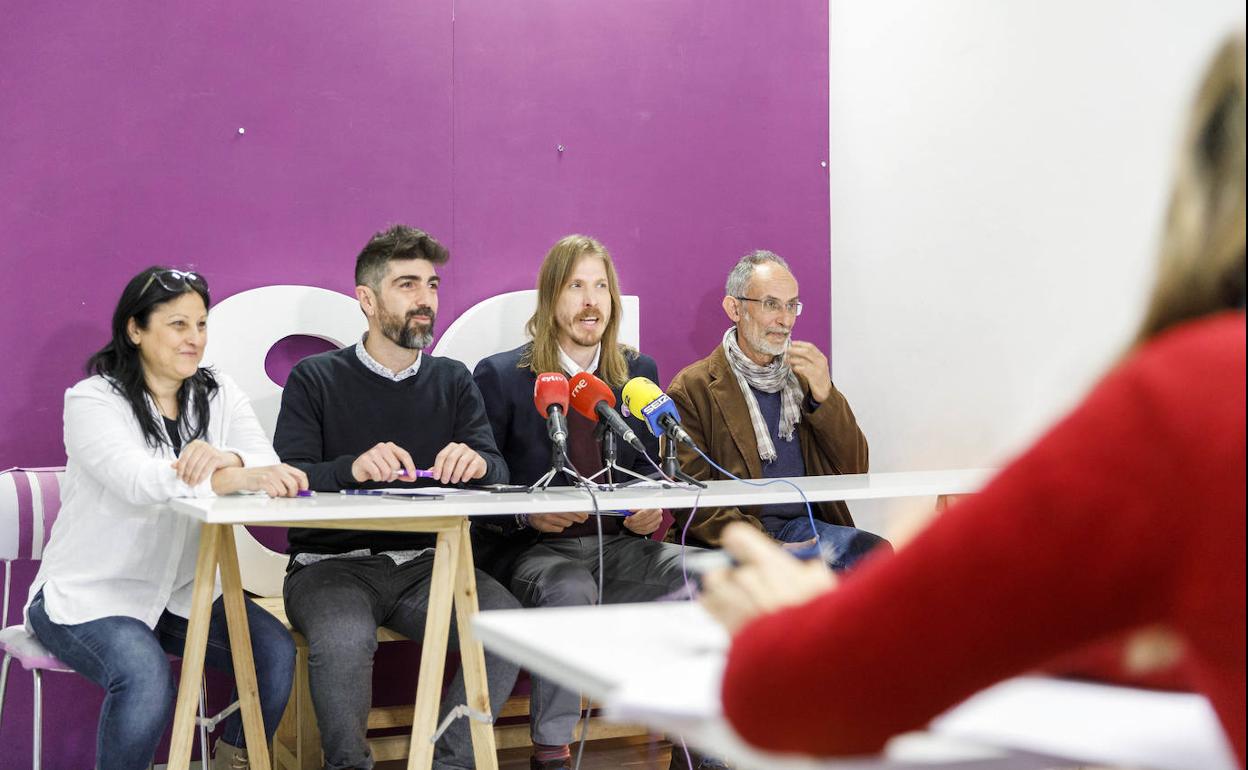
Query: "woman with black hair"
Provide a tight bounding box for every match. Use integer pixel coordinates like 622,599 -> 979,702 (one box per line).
24,267 -> 305,770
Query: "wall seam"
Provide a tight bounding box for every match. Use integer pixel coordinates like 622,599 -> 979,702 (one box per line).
450,0 -> 458,255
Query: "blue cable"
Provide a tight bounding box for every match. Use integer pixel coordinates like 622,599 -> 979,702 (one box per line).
565,458 -> 603,770
691,445 -> 821,549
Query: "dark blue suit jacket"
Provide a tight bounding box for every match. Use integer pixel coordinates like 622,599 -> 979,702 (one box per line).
470,343 -> 662,580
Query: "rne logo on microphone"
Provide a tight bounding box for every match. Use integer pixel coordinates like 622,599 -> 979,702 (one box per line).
570,379 -> 588,399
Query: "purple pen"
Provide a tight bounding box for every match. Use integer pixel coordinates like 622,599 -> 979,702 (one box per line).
296,489 -> 316,497
396,469 -> 436,479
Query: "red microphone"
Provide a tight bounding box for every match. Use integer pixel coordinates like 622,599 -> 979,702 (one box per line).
533,373 -> 570,450
567,372 -> 646,452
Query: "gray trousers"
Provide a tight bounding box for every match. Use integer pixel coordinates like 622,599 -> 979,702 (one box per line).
284,554 -> 522,770
509,533 -> 691,746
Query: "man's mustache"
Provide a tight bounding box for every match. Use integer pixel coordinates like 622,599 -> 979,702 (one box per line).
406,306 -> 436,323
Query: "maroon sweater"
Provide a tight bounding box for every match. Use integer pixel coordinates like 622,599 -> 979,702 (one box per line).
555,408 -> 622,538
721,312 -> 1247,764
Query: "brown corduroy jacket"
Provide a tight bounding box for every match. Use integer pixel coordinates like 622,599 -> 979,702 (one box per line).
666,345 -> 869,546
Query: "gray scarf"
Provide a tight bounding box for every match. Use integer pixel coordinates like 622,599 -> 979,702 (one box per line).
721,327 -> 803,462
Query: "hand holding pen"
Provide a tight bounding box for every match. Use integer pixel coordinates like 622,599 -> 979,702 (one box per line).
699,523 -> 836,634
397,468 -> 436,479
350,441 -> 426,483
429,441 -> 488,485
349,440 -> 484,486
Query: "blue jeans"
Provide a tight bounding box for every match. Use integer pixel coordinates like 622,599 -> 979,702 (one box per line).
27,589 -> 294,770
766,516 -> 892,571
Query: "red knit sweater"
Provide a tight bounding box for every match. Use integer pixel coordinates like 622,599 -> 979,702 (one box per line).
721,312 -> 1247,764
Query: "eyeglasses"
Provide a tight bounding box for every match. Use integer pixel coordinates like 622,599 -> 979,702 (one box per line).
734,296 -> 803,316
139,269 -> 205,297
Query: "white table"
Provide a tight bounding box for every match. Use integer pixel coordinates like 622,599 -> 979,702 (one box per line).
472,602 -> 1237,770
177,469 -> 994,526
167,495 -> 500,770
166,469 -> 991,770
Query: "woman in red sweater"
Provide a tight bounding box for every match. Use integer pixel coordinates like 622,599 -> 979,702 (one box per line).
701,36 -> 1247,764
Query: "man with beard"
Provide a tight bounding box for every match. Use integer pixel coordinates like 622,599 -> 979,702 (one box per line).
472,235 -> 713,770
667,250 -> 890,570
273,224 -> 521,770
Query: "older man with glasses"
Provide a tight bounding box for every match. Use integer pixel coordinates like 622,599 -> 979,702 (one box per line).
667,250 -> 890,571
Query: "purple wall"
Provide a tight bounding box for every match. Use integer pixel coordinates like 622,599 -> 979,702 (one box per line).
0,2 -> 828,764
451,0 -> 831,373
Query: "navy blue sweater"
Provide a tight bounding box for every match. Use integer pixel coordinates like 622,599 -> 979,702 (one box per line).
472,344 -> 660,488
274,345 -> 506,558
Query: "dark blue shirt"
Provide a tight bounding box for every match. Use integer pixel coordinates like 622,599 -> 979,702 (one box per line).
752,387 -> 808,533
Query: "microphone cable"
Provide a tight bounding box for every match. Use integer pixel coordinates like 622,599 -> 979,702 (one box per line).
639,448 -> 678,484
678,487 -> 705,596
563,424 -> 699,769
659,447 -> 823,769
674,447 -> 822,599
563,456 -> 607,607
692,446 -> 820,550
562,455 -> 606,770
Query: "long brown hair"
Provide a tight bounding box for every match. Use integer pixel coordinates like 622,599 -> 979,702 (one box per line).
1134,36 -> 1246,346
519,234 -> 635,387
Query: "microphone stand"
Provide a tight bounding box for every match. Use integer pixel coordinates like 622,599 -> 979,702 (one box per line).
528,444 -> 590,491
586,422 -> 653,490
660,433 -> 706,487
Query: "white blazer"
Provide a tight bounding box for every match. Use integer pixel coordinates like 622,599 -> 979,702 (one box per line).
27,372 -> 278,628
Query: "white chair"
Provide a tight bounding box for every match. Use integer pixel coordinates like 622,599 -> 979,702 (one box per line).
0,467 -> 216,769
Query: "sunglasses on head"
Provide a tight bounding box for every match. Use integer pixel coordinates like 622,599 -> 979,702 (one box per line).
139,269 -> 205,297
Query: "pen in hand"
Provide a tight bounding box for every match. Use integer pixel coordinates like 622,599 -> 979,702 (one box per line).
397,468 -> 437,479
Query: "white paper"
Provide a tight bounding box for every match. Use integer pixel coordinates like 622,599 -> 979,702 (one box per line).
606,654 -> 724,726
930,676 -> 1239,770
375,486 -> 484,497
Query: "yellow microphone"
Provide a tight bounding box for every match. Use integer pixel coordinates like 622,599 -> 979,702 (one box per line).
621,377 -> 696,447
622,377 -> 665,422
